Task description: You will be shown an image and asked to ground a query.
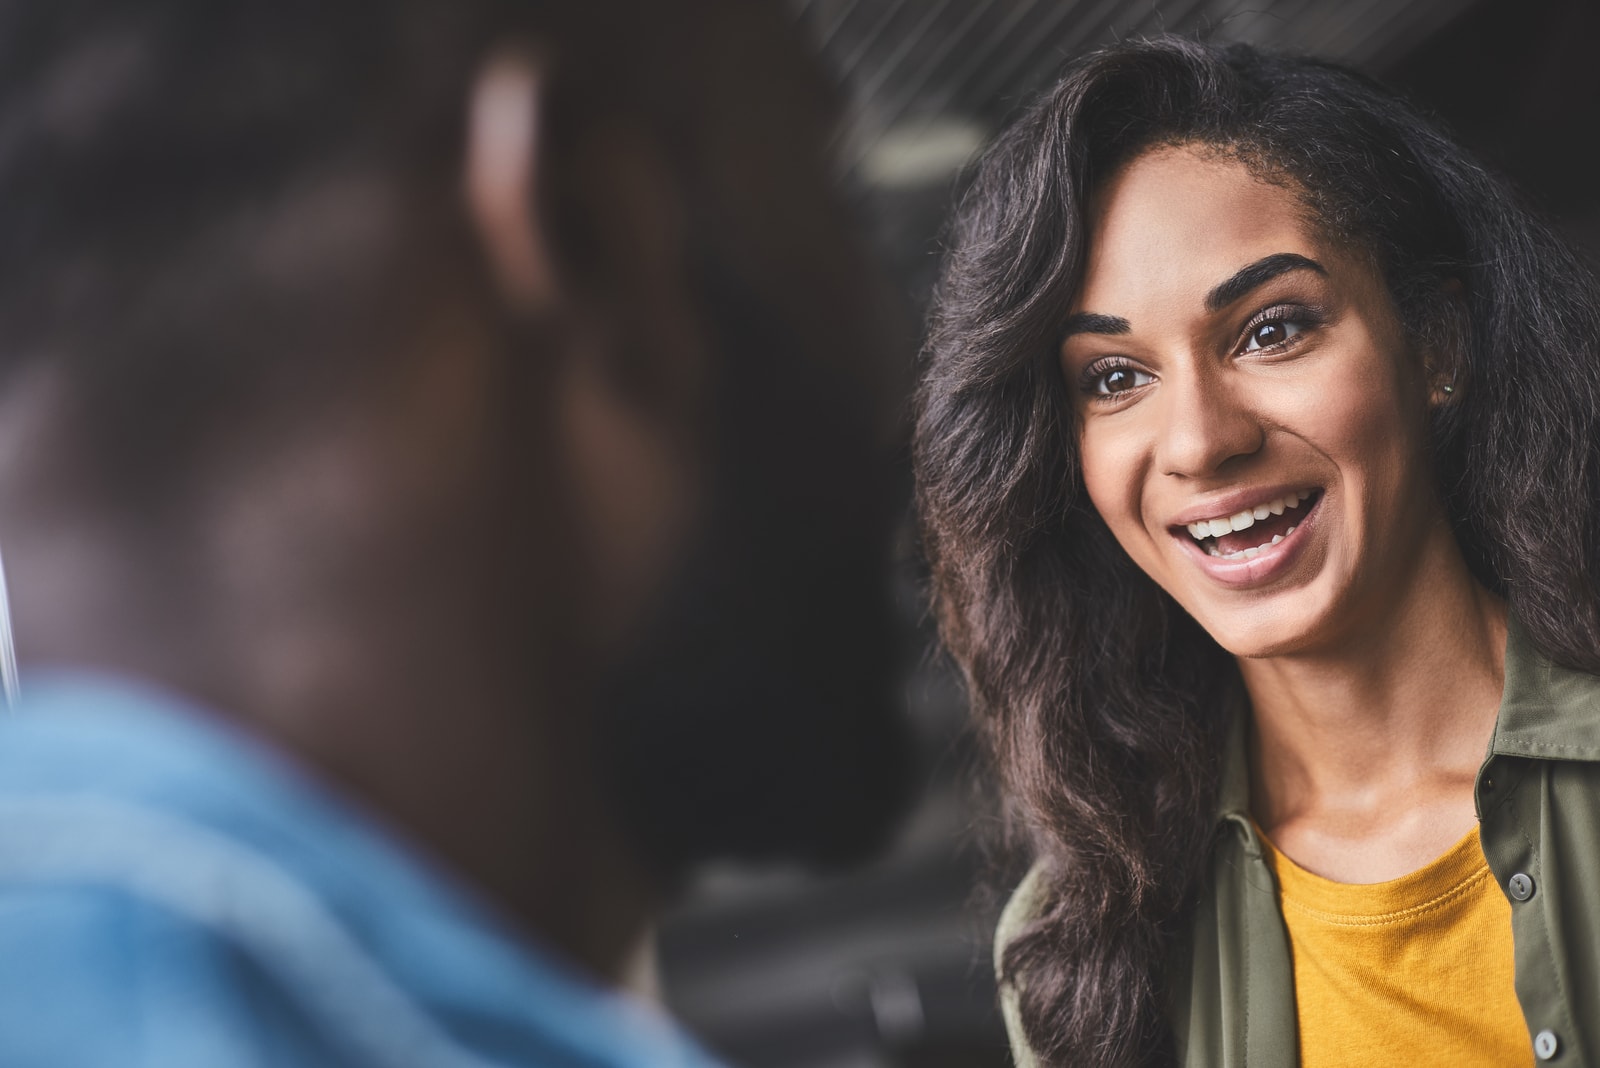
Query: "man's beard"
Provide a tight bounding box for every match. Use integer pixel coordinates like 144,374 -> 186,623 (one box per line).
595,497 -> 912,880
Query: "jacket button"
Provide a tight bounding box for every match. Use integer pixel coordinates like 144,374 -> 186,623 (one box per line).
1509,873 -> 1536,901
1534,1029 -> 1560,1060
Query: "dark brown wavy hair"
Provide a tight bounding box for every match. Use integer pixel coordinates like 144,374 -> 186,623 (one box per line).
914,36 -> 1600,1067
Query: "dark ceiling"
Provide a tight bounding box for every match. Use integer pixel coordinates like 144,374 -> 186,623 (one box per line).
801,0 -> 1481,193
786,0 -> 1600,312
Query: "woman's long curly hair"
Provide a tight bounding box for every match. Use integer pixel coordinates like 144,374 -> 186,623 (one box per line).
914,36 -> 1600,1067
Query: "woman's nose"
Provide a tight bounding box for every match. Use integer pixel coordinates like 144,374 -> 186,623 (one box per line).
1155,366 -> 1265,479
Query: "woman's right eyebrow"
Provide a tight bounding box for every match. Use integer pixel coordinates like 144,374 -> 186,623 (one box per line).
1205,252 -> 1326,311
1061,252 -> 1326,342
1061,312 -> 1132,340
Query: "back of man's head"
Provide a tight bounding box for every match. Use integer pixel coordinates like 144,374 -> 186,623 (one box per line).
0,0 -> 910,925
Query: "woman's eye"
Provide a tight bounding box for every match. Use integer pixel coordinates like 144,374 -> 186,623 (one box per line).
1243,319 -> 1304,352
1091,366 -> 1153,395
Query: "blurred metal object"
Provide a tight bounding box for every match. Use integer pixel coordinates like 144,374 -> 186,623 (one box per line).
866,969 -> 925,1045
0,547 -> 17,711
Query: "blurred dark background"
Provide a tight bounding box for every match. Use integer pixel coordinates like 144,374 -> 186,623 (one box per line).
654,1 -> 1600,1065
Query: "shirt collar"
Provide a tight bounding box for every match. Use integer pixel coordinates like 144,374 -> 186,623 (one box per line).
0,671 -> 725,1068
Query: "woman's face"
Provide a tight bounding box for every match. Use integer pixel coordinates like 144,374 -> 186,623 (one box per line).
1061,145 -> 1446,659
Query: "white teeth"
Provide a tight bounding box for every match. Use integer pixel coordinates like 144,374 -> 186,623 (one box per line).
1216,533 -> 1281,560
1187,490 -> 1316,541
1186,489 -> 1317,558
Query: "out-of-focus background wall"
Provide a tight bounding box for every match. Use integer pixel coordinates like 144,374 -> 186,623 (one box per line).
656,1 -> 1600,1065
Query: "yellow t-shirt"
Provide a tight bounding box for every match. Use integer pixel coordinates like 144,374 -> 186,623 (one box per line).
1256,824 -> 1532,1067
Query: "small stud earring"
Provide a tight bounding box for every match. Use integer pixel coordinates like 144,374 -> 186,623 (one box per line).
1442,384 -> 1455,395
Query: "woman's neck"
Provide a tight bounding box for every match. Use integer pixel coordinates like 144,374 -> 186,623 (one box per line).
1239,528 -> 1507,882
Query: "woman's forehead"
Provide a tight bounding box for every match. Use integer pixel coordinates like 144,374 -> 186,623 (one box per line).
1073,145 -> 1327,319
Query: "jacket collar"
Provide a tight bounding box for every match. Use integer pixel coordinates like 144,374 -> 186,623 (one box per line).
1213,612 -> 1600,829
1490,614 -> 1600,762
1213,685 -> 1256,837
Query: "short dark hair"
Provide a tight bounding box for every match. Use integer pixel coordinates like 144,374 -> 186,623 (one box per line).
0,0 -> 884,506
915,35 -> 1600,1067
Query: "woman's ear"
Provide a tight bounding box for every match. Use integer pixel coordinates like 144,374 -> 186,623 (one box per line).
1425,278 -> 1468,407
464,48 -> 559,313
1426,360 -> 1459,407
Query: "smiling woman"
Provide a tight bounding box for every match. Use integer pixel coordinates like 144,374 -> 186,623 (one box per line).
915,37 -> 1600,1068
1065,146 -> 1446,661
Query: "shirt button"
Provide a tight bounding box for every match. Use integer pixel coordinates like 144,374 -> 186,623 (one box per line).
1534,1029 -> 1560,1060
1509,873 -> 1536,901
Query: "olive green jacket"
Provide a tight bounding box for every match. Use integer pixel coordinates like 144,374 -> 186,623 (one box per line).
997,619 -> 1600,1066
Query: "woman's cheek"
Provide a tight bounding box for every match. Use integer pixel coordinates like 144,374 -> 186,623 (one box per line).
1080,422 -> 1155,559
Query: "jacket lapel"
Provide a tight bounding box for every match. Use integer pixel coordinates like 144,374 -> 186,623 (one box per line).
1174,706 -> 1298,1067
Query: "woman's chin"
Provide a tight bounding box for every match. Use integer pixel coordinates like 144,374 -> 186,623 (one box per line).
1187,599 -> 1336,662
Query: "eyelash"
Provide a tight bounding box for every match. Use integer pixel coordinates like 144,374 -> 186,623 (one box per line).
1075,303 -> 1325,401
1238,303 -> 1324,355
1078,357 -> 1150,401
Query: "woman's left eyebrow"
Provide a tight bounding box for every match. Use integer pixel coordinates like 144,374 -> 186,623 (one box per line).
1205,252 -> 1326,312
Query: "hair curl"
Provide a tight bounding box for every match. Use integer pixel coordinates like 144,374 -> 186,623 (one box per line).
914,36 -> 1600,1067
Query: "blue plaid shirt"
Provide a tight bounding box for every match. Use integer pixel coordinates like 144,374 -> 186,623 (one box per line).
0,674 -> 726,1068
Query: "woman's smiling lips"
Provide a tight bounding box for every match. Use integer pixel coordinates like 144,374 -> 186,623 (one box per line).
1168,487 -> 1324,586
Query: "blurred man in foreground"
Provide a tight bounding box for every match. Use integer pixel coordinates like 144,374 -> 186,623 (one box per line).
0,1 -> 909,1064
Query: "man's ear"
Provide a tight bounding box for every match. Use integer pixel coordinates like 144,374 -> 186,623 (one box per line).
462,48 -> 705,414
465,49 -> 558,313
